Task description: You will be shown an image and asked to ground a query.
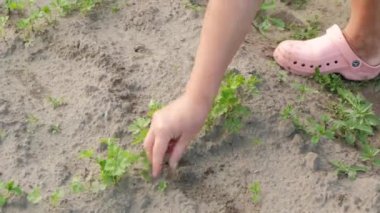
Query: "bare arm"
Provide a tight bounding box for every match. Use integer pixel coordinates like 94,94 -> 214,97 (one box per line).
144,0 -> 261,178
187,0 -> 261,107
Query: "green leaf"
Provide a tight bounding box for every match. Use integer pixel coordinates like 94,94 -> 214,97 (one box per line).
270,17 -> 285,30
0,196 -> 7,207
259,18 -> 271,32
132,128 -> 148,145
311,136 -> 320,144
354,123 -> 373,135
147,100 -> 162,117
80,150 -> 94,159
27,187 -> 42,204
41,5 -> 51,14
373,159 -> 380,166
249,181 -> 261,204
99,137 -> 118,144
50,189 -> 64,206
128,117 -> 150,135
6,181 -> 22,196
17,19 -> 29,30
157,180 -> 168,192
70,177 -> 85,193
260,0 -> 276,11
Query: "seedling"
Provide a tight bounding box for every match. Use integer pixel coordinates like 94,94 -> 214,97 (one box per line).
205,71 -> 260,133
249,181 -> 261,204
333,89 -> 380,144
49,189 -> 64,206
254,0 -> 285,34
98,139 -> 140,185
17,6 -> 52,41
313,70 -> 380,145
156,180 -> 168,192
128,100 -> 162,145
147,100 -> 163,117
26,114 -> 39,133
281,105 -> 335,143
0,181 -> 23,207
280,104 -> 303,130
81,138 -> 140,186
0,16 -> 8,38
80,150 -> 94,159
360,142 -> 380,165
78,0 -> 101,13
48,124 -> 61,134
27,114 -> 39,124
70,177 -> 85,193
291,83 -> 317,100
27,187 -> 42,204
330,160 -> 367,180
5,0 -> 30,13
280,104 -> 295,120
183,0 -> 204,12
290,16 -> 321,40
47,96 -> 66,109
51,0 -> 77,16
305,115 -> 335,144
128,118 -> 150,145
313,69 -> 345,94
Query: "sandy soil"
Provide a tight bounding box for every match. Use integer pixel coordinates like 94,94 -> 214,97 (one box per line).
1,0 -> 380,212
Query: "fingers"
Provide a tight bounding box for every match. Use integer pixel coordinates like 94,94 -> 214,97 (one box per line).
169,137 -> 188,170
152,133 -> 170,178
143,129 -> 155,163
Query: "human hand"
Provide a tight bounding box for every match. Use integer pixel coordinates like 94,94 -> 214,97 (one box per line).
143,94 -> 211,178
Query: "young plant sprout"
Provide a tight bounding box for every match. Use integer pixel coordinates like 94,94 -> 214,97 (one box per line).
70,177 -> 85,193
290,16 -> 321,40
128,100 -> 163,145
330,160 -> 367,180
249,181 -> 262,204
49,124 -> 62,134
254,0 -> 285,34
27,187 -> 42,204
47,96 -> 66,109
0,181 -> 23,207
49,189 -> 64,206
156,180 -> 168,192
205,71 -> 260,134
183,0 -> 204,12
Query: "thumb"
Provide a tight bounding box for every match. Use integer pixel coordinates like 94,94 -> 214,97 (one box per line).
169,137 -> 189,170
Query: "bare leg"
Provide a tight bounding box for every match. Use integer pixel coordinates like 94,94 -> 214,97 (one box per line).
344,0 -> 380,66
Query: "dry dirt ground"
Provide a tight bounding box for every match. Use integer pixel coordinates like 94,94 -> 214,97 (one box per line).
1,0 -> 380,212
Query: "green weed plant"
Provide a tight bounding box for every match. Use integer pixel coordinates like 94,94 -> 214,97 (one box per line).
254,0 -> 285,34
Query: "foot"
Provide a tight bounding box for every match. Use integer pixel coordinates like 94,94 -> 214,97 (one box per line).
273,25 -> 380,81
343,29 -> 380,67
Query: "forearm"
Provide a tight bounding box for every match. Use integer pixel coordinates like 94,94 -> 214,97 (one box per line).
185,0 -> 261,107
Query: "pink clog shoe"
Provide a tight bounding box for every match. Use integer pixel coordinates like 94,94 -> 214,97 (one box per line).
273,25 -> 380,81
